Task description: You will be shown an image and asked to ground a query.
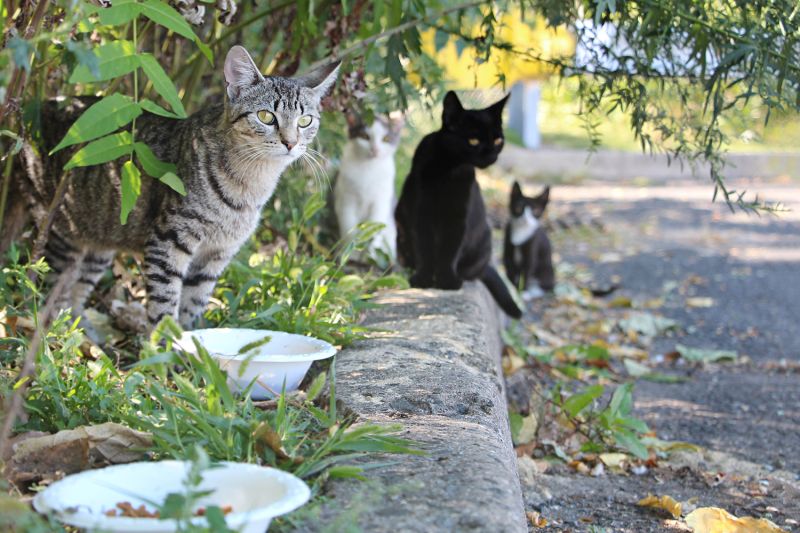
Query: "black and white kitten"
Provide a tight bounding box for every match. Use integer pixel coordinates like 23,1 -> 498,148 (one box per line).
395,91 -> 522,318
503,181 -> 555,300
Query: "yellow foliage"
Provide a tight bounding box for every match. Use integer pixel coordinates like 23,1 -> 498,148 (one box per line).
637,494 -> 683,519
685,507 -> 787,533
416,7 -> 575,88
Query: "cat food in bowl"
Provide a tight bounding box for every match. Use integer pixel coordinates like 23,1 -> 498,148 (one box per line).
176,328 -> 336,400
32,460 -> 310,533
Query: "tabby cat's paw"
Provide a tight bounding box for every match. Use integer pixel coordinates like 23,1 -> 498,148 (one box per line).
410,272 -> 434,288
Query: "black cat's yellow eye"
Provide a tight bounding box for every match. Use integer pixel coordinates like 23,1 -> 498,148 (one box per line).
494,137 -> 504,146
468,138 -> 480,146
257,110 -> 277,125
298,115 -> 313,128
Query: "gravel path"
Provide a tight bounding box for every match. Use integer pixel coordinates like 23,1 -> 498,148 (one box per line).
513,181 -> 800,532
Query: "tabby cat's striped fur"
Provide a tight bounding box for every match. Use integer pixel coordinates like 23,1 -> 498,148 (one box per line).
16,46 -> 339,329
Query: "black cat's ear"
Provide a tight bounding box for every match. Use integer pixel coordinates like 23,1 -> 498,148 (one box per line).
511,181 -> 523,199
487,93 -> 510,117
442,91 -> 463,126
224,46 -> 264,100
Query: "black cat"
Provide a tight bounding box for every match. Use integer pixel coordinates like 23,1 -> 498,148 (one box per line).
395,91 -> 522,318
503,181 -> 555,298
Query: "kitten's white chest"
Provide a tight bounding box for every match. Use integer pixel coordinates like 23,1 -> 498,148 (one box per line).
510,207 -> 539,245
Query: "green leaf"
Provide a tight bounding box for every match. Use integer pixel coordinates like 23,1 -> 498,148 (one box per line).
306,371 -> 327,402
64,131 -> 134,170
434,29 -> 450,52
7,36 -> 33,73
608,382 -> 633,417
120,160 -> 142,224
140,0 -> 197,40
139,0 -> 213,64
65,41 -> 100,80
0,129 -> 24,156
52,94 -> 141,154
69,40 -> 139,83
139,98 -> 182,119
563,385 -> 604,417
612,428 -> 649,460
98,0 -> 142,25
326,465 -> 366,480
133,141 -> 176,177
139,54 -> 187,117
158,172 -> 186,196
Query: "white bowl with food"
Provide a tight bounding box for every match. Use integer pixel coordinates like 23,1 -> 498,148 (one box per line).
33,460 -> 310,533
176,328 -> 337,400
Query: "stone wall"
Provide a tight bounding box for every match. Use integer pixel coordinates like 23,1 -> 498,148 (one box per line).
306,282 -> 526,532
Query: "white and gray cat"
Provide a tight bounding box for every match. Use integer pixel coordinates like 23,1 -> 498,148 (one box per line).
334,113 -> 404,260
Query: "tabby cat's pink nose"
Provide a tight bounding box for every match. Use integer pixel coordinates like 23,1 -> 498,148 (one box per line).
282,140 -> 295,151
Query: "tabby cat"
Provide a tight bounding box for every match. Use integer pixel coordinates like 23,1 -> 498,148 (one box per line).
395,91 -> 522,318
15,45 -> 339,329
503,181 -> 555,300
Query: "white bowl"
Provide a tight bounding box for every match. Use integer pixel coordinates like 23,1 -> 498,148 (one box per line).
32,460 -> 310,533
176,328 -> 337,400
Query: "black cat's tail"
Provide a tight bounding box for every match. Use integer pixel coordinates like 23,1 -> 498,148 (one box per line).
480,266 -> 523,319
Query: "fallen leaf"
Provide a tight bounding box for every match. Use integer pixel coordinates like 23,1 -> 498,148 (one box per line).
686,297 -> 715,308
515,413 -> 540,445
608,296 -> 633,308
638,494 -> 682,519
685,507 -> 786,533
527,511 -> 548,528
253,422 -> 291,460
676,344 -> 737,363
599,452 -> 629,469
4,423 -> 152,486
619,312 -> 678,338
502,353 -> 527,376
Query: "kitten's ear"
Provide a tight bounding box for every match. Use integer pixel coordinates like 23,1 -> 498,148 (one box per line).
442,91 -> 463,126
487,93 -> 510,117
388,110 -> 405,134
532,185 -> 550,214
224,46 -> 264,100
296,60 -> 341,99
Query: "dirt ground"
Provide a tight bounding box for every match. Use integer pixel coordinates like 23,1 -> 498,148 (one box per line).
506,179 -> 800,532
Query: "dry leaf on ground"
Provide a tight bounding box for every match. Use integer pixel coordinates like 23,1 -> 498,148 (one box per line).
685,507 -> 786,533
686,297 -> 715,308
637,494 -> 683,519
4,422 -> 152,485
676,344 -> 738,363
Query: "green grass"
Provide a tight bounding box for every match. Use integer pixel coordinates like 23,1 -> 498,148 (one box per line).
0,190 -> 417,530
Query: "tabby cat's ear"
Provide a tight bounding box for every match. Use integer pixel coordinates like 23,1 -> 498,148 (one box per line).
442,91 -> 463,126
296,61 -> 341,99
224,46 -> 264,100
487,93 -> 510,117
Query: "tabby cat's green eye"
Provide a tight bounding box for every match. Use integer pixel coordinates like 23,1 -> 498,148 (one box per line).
257,110 -> 276,125
298,115 -> 313,128
468,138 -> 480,146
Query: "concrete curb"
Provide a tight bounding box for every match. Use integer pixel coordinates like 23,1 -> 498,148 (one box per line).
309,282 -> 526,532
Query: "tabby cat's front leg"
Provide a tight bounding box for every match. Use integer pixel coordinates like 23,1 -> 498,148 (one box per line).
144,239 -> 197,326
178,248 -> 235,328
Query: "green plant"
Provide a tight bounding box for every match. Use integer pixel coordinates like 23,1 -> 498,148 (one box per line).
209,193 -> 408,346
553,382 -> 650,459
